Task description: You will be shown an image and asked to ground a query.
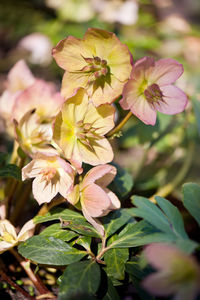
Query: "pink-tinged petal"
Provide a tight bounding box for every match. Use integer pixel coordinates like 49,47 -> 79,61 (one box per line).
0,91 -> 19,120
58,169 -> 74,199
52,36 -> 91,71
61,71 -> 89,100
121,89 -> 157,125
32,176 -> 59,205
81,184 -> 111,217
22,158 -> 48,180
13,79 -> 64,122
149,58 -> 184,86
120,78 -> 140,110
130,57 -> 155,81
104,188 -> 121,209
155,85 -> 188,115
142,272 -> 177,296
81,204 -> 105,237
78,137 -> 114,166
82,164 -> 116,189
7,60 -> 35,93
18,219 -> 35,241
84,103 -> 115,135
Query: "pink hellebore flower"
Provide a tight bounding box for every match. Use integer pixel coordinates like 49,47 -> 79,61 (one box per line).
22,153 -> 75,205
53,28 -> 132,106
0,219 -> 35,254
53,87 -> 115,170
13,79 -> 64,123
120,57 -> 188,125
67,164 -> 120,236
142,243 -> 200,300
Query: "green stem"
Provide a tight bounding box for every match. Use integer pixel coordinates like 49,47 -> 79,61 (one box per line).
150,141 -> 195,203
37,196 -> 66,217
107,111 -> 133,138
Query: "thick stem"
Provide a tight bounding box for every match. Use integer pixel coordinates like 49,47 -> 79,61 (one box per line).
0,269 -> 35,300
10,248 -> 54,298
107,111 -> 133,138
150,141 -> 194,203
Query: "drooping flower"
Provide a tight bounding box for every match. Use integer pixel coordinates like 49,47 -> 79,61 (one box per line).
14,110 -> 54,156
120,57 -> 188,125
13,79 -> 64,123
67,164 -> 120,236
53,87 -> 115,170
22,153 -> 75,205
0,60 -> 35,134
142,243 -> 200,300
52,28 -> 133,106
0,219 -> 35,254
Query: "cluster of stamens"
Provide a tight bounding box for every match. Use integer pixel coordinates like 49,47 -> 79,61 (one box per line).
81,56 -> 108,79
76,120 -> 99,150
144,83 -> 163,104
40,167 -> 57,181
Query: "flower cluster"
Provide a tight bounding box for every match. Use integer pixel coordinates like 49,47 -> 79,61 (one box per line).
0,28 -> 188,239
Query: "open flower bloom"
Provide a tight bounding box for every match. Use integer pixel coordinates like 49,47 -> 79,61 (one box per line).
53,28 -> 132,106
0,60 -> 35,134
142,244 -> 200,300
0,219 -> 35,254
14,110 -> 54,156
120,57 -> 188,125
53,87 -> 115,170
67,164 -> 120,236
13,79 -> 64,123
22,153 -> 75,205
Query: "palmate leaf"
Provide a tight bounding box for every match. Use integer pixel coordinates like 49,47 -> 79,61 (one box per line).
59,260 -> 100,300
130,196 -> 197,253
182,183 -> 200,226
18,236 -> 86,266
104,235 -> 129,280
34,207 -> 100,237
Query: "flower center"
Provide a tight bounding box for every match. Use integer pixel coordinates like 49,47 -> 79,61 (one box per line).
76,120 -> 99,150
81,56 -> 108,79
40,167 -> 57,181
2,232 -> 16,244
144,83 -> 163,103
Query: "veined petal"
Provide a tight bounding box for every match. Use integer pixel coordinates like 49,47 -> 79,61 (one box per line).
84,103 -> 115,135
18,219 -> 35,241
155,85 -> 188,115
0,220 -> 17,240
78,137 -> 113,166
149,58 -> 184,86
104,188 -> 121,209
0,241 -> 16,254
66,184 -> 80,205
58,169 -> 74,198
130,57 -> 155,81
81,184 -> 111,217
32,176 -> 59,205
22,158 -> 49,180
120,78 -> 140,110
61,71 -> 89,100
82,164 -> 117,189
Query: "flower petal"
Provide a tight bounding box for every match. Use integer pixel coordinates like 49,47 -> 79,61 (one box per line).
155,85 -> 188,115
18,219 -> 35,241
149,58 -> 184,86
81,204 -> 105,237
0,220 -> 17,240
104,188 -> 121,209
0,241 -> 15,254
130,56 -> 155,81
82,164 -> 117,189
61,71 -> 89,100
32,176 -> 59,205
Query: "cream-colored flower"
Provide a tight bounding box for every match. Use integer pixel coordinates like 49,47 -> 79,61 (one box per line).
53,87 -> 115,170
22,153 -> 75,205
0,219 -> 35,254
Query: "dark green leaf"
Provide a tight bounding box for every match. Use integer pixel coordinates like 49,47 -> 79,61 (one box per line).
0,164 -> 21,180
104,235 -> 129,280
18,236 -> 86,265
72,236 -> 91,251
109,163 -> 134,198
103,209 -> 134,238
40,224 -> 78,242
103,277 -> 120,300
0,152 -> 8,165
34,207 -> 99,237
182,183 -> 200,225
59,260 -> 100,300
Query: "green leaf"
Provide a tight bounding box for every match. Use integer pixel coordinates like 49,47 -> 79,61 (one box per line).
18,236 -> 86,265
108,220 -> 171,249
109,163 -> 134,198
34,207 -> 100,237
182,183 -> 200,225
0,152 -> 8,165
72,236 -> 91,251
104,235 -> 129,280
103,277 -> 120,300
0,164 -> 21,180
59,260 -> 100,300
103,209 -> 134,238
40,224 -> 78,242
